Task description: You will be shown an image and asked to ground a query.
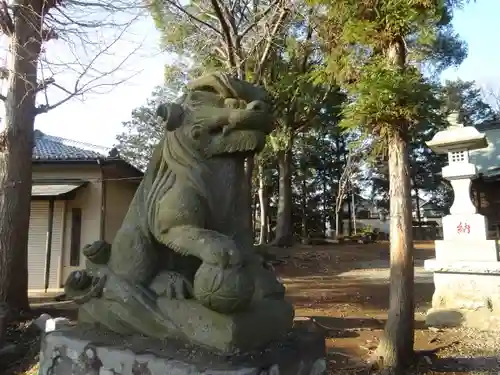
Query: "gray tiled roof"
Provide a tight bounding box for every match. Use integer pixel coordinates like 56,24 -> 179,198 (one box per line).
33,130 -> 111,161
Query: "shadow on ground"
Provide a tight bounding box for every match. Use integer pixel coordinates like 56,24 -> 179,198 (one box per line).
284,274 -> 434,312
271,241 -> 435,279
425,356 -> 500,373
309,315 -> 428,332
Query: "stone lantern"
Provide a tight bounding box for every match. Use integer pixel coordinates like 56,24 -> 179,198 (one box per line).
424,112 -> 500,329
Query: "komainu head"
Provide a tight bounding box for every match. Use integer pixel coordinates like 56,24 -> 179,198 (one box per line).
156,73 -> 275,159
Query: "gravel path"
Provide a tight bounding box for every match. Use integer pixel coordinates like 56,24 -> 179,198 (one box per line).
426,327 -> 500,373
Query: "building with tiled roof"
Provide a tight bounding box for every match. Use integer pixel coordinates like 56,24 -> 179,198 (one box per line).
33,130 -> 110,161
28,130 -> 143,292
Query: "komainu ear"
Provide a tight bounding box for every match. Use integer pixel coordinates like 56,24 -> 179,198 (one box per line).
156,103 -> 184,131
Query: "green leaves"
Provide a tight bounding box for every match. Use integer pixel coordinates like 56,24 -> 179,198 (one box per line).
340,62 -> 440,136
441,79 -> 497,125
309,0 -> 470,159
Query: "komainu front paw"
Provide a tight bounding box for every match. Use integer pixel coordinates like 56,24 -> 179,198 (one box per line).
82,240 -> 111,265
64,270 -> 108,304
149,271 -> 193,300
65,270 -> 93,293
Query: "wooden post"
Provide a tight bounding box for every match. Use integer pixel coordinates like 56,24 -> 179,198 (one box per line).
43,198 -> 55,292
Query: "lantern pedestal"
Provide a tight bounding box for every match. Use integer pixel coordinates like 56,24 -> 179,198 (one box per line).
425,259 -> 500,330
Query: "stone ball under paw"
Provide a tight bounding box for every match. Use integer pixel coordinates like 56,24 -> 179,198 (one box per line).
193,263 -> 255,314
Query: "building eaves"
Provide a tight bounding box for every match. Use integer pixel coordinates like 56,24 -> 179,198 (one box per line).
32,129 -> 111,161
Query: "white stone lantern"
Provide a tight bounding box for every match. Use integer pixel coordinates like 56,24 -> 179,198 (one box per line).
426,112 -> 488,240
424,112 -> 500,330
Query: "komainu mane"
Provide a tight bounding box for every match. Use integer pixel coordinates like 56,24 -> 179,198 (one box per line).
64,73 -> 294,353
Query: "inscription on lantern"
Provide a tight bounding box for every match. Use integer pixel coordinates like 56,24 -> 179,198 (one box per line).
456,221 -> 471,235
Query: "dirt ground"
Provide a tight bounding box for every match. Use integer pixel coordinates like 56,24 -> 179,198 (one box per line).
3,241 -> 500,374
275,241 -> 500,374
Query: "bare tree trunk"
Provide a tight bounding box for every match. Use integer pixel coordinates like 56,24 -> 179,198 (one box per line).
322,178 -> 327,235
244,156 -> 255,240
334,136 -> 343,239
347,195 -> 353,236
414,183 -> 422,240
352,192 -> 357,235
253,192 -> 258,237
414,183 -> 422,227
272,149 -> 293,247
335,209 -> 341,239
375,132 -> 415,371
258,164 -> 269,245
301,172 -> 307,242
0,4 -> 43,314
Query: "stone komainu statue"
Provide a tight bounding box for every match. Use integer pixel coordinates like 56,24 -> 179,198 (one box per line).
64,73 -> 294,353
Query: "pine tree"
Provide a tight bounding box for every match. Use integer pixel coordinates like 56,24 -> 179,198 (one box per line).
312,0 -> 468,371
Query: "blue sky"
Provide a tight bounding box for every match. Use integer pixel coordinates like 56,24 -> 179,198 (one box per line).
441,0 -> 500,85
33,0 -> 500,147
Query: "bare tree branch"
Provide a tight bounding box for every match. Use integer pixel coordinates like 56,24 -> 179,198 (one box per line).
0,0 -> 14,35
210,0 -> 237,72
333,141 -> 371,238
0,0 -> 150,116
35,39 -> 142,115
253,6 -> 289,82
239,0 -> 280,39
164,0 -> 222,37
156,0 -> 294,84
36,77 -> 55,92
30,0 -> 146,114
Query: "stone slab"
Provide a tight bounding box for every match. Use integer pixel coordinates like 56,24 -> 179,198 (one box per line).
425,269 -> 500,330
77,295 -> 294,355
424,259 -> 500,274
434,240 -> 499,262
38,325 -> 327,375
442,162 -> 476,180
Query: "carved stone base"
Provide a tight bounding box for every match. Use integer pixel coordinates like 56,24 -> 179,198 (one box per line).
38,325 -> 327,375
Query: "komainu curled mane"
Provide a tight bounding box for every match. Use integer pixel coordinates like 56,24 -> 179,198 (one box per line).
64,73 -> 294,353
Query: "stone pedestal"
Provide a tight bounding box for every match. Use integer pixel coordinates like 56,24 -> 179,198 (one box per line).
38,325 -> 327,375
425,259 -> 500,330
